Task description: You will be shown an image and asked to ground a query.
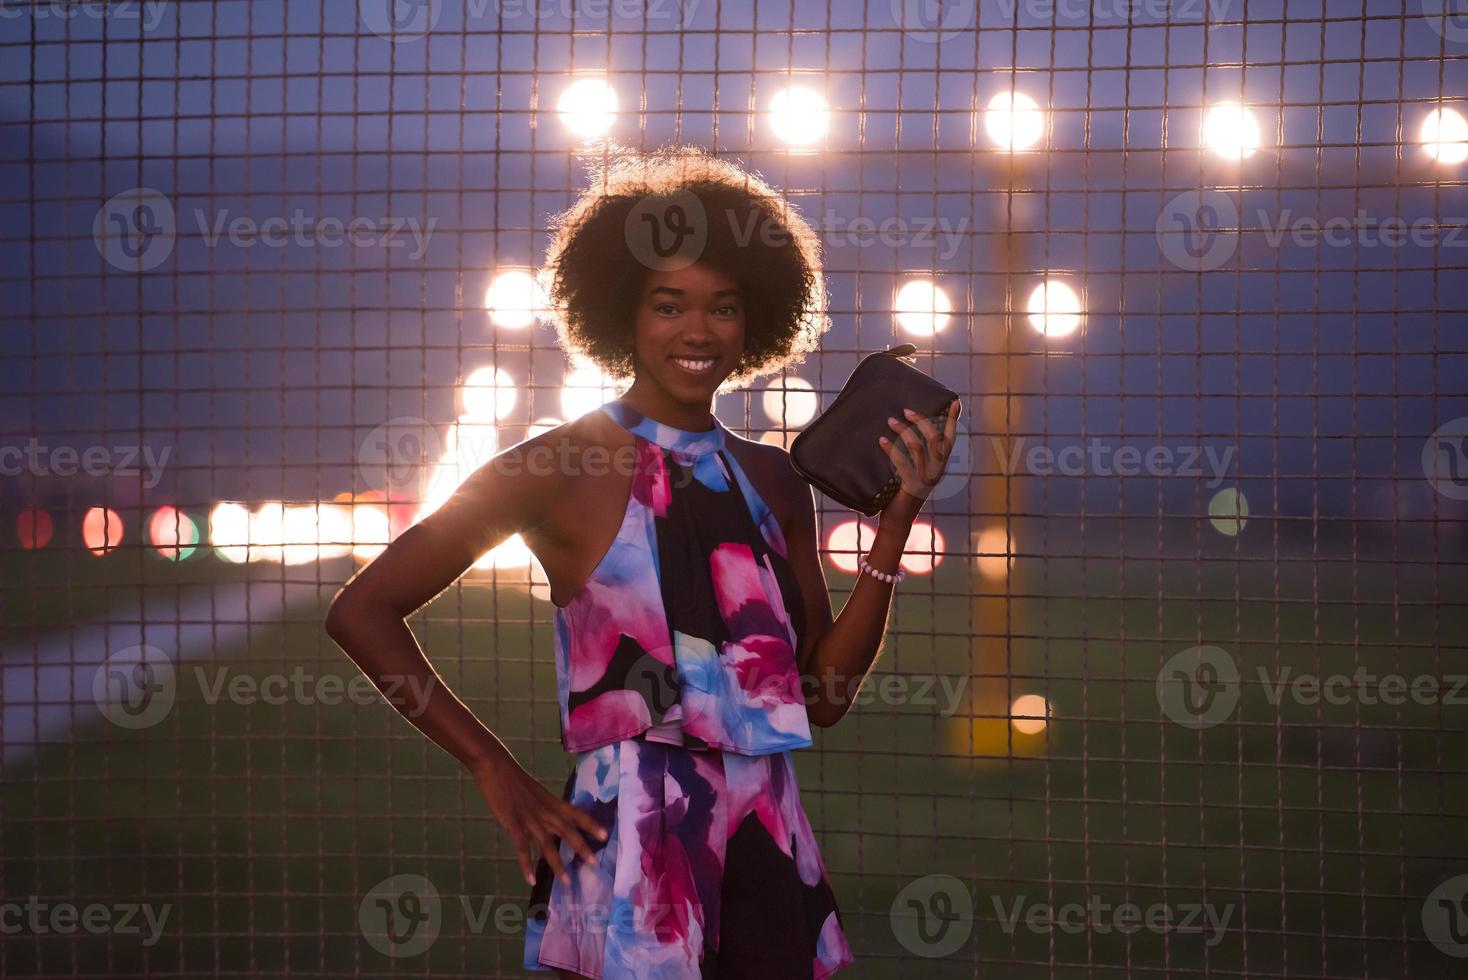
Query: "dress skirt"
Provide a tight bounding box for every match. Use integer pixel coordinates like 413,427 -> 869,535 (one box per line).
524,734 -> 854,979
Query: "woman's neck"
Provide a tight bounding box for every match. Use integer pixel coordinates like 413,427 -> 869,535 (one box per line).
617,380 -> 716,432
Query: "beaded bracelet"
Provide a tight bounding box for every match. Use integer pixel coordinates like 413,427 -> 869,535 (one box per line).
859,555 -> 907,585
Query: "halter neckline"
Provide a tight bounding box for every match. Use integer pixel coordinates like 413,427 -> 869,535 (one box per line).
598,397 -> 728,456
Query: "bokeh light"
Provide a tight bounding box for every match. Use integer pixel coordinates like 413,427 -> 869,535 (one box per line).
1202,101 -> 1263,159
1208,487 -> 1249,536
1026,279 -> 1083,337
557,77 -> 618,138
974,525 -> 1016,581
560,364 -> 624,419
460,366 -> 518,422
762,376 -> 818,428
17,508 -> 53,550
894,279 -> 953,336
484,269 -> 547,329
769,86 -> 830,146
898,521 -> 943,575
82,506 -> 124,556
1422,107 -> 1468,164
825,519 -> 877,574
1010,694 -> 1051,735
148,505 -> 200,561
984,91 -> 1045,151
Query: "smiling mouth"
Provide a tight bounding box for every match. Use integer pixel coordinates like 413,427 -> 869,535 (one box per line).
669,355 -> 719,377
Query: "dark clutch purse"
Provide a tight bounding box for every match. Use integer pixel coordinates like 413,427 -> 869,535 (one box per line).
787,343 -> 960,516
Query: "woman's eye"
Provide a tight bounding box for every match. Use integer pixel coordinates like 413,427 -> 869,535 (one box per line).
716,305 -> 741,317
655,303 -> 679,315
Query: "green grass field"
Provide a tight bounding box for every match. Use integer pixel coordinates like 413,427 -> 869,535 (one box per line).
2,534 -> 1465,978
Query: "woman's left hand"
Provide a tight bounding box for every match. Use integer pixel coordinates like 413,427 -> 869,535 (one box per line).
878,399 -> 962,526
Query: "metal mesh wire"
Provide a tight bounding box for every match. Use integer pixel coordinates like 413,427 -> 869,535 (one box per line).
2,0 -> 1466,976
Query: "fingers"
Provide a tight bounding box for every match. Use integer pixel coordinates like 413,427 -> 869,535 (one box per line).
569,803 -> 611,846
512,829 -> 537,886
552,805 -> 604,866
880,430 -> 920,490
887,415 -> 928,482
942,400 -> 960,451
530,821 -> 571,885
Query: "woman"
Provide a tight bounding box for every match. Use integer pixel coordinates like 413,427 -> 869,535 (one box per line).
325,146 -> 961,979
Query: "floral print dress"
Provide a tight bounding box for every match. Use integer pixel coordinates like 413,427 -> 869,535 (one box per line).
523,397 -> 854,979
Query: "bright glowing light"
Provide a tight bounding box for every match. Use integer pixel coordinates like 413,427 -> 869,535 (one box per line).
1011,694 -> 1051,735
419,418 -> 499,520
148,505 -> 200,561
560,365 -> 623,419
349,502 -> 391,561
17,508 -> 52,550
899,521 -> 944,575
974,526 -> 1015,581
1202,102 -> 1263,159
473,532 -> 536,570
762,376 -> 818,428
1208,487 -> 1249,537
209,501 -> 372,564
460,366 -> 518,422
894,279 -> 953,336
527,416 -> 565,440
82,507 -> 124,556
210,503 -> 251,563
769,86 -> 830,146
1026,279 -> 1083,337
557,77 -> 618,138
984,91 -> 1045,151
484,269 -> 546,329
825,519 -> 877,574
1422,107 -> 1468,164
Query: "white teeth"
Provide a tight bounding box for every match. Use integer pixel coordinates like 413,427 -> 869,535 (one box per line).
672,357 -> 716,374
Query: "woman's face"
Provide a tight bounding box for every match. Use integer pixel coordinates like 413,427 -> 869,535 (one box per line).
630,261 -> 746,401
